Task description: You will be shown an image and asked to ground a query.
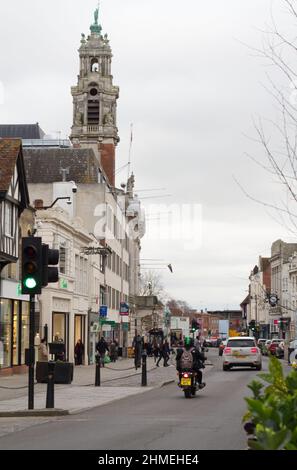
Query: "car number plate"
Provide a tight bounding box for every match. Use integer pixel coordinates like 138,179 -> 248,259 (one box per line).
181,378 -> 191,386
232,352 -> 247,358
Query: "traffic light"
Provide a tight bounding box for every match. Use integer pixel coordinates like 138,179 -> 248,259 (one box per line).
191,319 -> 199,332
249,320 -> 256,332
42,244 -> 59,287
279,318 -> 288,331
22,237 -> 43,295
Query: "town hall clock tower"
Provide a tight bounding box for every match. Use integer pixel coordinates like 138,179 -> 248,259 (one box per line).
70,7 -> 119,186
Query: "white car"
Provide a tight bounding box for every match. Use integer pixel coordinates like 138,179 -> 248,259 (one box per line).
222,336 -> 262,371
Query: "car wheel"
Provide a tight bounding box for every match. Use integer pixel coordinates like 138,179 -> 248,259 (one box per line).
255,364 -> 262,371
223,365 -> 230,371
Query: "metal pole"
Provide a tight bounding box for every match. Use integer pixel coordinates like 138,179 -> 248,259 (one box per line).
141,351 -> 147,387
95,354 -> 101,386
28,294 -> 35,410
46,362 -> 55,409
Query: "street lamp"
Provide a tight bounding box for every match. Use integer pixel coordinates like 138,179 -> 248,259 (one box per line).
38,197 -> 72,210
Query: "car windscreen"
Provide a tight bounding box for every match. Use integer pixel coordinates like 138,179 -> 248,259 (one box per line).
227,339 -> 255,348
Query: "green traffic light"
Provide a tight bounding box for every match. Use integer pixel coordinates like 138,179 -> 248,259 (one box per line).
24,278 -> 37,289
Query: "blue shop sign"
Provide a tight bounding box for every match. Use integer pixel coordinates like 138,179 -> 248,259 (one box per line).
99,305 -> 108,317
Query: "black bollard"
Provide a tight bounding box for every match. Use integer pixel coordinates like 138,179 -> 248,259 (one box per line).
46,361 -> 55,409
141,351 -> 147,387
95,354 -> 101,386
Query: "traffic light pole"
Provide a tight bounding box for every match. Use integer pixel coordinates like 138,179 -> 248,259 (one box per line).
28,294 -> 35,410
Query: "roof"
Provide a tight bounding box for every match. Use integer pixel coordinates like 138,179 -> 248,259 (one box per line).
0,139 -> 21,192
23,148 -> 100,184
240,295 -> 250,307
0,124 -> 45,140
0,139 -> 30,208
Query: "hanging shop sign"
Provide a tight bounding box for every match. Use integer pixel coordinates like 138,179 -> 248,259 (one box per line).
99,305 -> 108,318
120,302 -> 129,316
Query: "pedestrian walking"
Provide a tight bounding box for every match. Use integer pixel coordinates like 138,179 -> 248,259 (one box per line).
152,339 -> 159,363
74,339 -> 84,365
132,334 -> 143,369
157,340 -> 170,367
109,340 -> 118,362
146,342 -> 153,357
96,336 -> 109,367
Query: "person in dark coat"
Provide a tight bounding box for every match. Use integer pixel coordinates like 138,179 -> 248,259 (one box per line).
74,339 -> 84,365
96,336 -> 109,367
157,340 -> 170,367
146,342 -> 153,357
132,334 -> 143,369
109,340 -> 118,362
176,337 -> 206,387
152,340 -> 160,363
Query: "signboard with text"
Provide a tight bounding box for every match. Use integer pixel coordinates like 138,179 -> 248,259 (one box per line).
120,302 -> 129,316
99,305 -> 108,318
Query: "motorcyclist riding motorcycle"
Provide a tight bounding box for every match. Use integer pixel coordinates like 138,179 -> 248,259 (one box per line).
176,337 -> 206,389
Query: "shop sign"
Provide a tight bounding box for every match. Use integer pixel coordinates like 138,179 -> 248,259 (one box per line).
120,302 -> 129,316
60,278 -> 68,289
102,324 -> 112,332
99,305 -> 108,318
16,283 -> 22,297
100,320 -> 116,326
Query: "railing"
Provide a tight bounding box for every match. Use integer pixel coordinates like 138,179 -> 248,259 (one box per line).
87,125 -> 100,133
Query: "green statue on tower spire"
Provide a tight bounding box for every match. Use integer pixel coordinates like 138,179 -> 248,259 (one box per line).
90,5 -> 102,34
94,7 -> 99,24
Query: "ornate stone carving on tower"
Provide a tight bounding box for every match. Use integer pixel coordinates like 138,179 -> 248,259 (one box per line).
70,8 -> 119,186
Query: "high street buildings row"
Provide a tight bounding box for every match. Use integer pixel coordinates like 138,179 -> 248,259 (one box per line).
0,10 -> 155,375
241,239 -> 297,341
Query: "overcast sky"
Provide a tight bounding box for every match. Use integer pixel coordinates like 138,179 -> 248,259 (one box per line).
1,0 -> 296,310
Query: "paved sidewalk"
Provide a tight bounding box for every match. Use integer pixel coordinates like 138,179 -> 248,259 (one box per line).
0,357 -> 157,402
0,358 -> 214,441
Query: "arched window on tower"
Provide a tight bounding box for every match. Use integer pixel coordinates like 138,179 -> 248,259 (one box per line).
88,83 -> 99,125
91,58 -> 99,72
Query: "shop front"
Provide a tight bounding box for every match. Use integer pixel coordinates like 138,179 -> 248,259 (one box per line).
74,314 -> 86,364
52,312 -> 69,362
0,298 -> 30,375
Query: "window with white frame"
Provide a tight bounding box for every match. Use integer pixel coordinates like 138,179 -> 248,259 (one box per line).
4,201 -> 14,237
54,236 -> 71,276
74,254 -> 88,295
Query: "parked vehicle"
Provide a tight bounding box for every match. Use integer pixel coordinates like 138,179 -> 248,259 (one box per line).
275,341 -> 285,359
262,340 -> 272,356
204,337 -> 220,348
219,340 -> 227,356
267,339 -> 283,356
288,339 -> 297,364
222,336 -> 262,371
257,338 -> 267,353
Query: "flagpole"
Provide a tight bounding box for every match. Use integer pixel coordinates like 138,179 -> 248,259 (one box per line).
127,123 -> 133,181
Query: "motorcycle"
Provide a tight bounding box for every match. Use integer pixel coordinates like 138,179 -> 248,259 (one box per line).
178,371 -> 199,398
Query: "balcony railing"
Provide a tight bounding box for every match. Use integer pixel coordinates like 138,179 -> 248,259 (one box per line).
87,125 -> 100,133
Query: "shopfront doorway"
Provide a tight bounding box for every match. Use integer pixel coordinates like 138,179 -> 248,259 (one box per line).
74,315 -> 85,364
52,312 -> 69,361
